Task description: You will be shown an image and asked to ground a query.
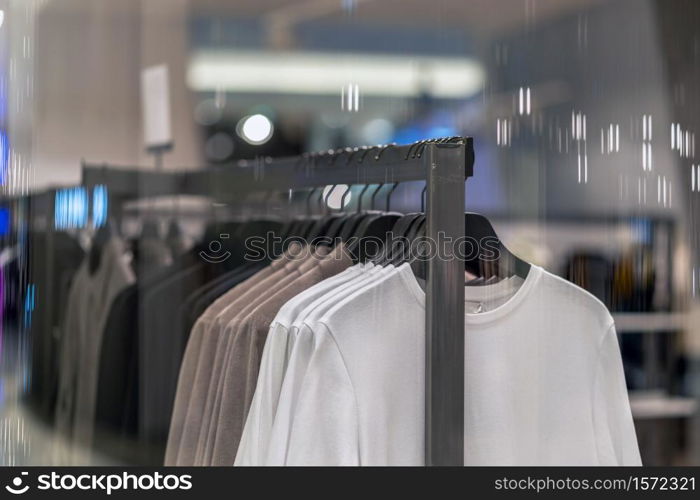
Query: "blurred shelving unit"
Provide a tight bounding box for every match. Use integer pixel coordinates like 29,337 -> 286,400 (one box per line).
613,312 -> 687,333
630,391 -> 698,420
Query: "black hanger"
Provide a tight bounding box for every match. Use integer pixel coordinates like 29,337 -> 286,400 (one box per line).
406,215 -> 425,242
277,156 -> 312,241
324,185 -> 353,240
406,187 -> 427,251
378,213 -> 422,266
378,181 -> 426,265
336,183 -> 374,243
306,213 -> 343,243
306,185 -> 344,243
280,219 -> 299,240
337,149 -> 385,244
289,187 -> 317,241
304,151 -> 343,243
400,181 -> 429,266
408,217 -> 427,278
336,212 -> 367,242
409,213 -> 530,281
328,148 -> 379,241
326,216 -> 350,240
350,213 -> 399,262
280,188 -> 313,240
464,212 -> 530,281
297,218 -> 317,241
341,183 -> 394,261
277,208 -> 297,241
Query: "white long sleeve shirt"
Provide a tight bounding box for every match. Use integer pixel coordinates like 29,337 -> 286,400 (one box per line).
262,264 -> 394,465
276,264 -> 641,466
235,264 -> 368,466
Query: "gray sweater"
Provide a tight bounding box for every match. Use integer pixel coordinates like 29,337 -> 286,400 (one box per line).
55,237 -> 135,457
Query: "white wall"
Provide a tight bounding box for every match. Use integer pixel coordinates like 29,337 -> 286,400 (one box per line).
30,0 -> 202,190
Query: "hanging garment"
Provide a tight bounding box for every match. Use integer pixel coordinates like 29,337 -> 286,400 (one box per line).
234,263 -> 369,466
139,221 -> 285,460
206,245 -> 353,465
138,256 -> 243,459
28,231 -> 85,421
251,264 -> 394,466
95,244 -> 204,459
164,262 -> 283,465
166,243 -> 315,465
235,262 -> 390,466
139,262 -> 210,451
179,263 -> 267,339
130,236 -> 173,279
55,236 -> 135,450
193,248 -> 330,465
246,263 -> 640,466
94,250 -> 203,442
93,259 -> 263,464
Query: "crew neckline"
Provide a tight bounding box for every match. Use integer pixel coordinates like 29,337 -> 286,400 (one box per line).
464,275 -> 521,302
397,262 -> 543,326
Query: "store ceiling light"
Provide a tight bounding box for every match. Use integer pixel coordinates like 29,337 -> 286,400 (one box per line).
237,114 -> 274,145
188,50 -> 485,99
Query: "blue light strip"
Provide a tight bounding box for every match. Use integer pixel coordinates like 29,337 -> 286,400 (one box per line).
0,129 -> 9,186
54,187 -> 89,229
92,184 -> 108,228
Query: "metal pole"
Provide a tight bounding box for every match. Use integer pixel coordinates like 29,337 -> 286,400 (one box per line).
424,141 -> 467,466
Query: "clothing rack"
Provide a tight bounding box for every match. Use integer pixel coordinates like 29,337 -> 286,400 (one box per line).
82,136 -> 474,466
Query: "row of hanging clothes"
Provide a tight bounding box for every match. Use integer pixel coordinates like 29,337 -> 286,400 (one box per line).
49,138 -> 640,466
23,189 -> 87,425
26,207 -> 192,453
161,185 -> 639,465
52,213 -> 198,463
47,181 -> 408,464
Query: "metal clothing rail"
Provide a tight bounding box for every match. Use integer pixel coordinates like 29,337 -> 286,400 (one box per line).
82,136 -> 474,466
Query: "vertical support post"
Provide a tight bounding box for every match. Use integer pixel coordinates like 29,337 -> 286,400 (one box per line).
424,141 -> 467,466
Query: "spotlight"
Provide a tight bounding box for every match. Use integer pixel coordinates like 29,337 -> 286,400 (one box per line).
237,114 -> 273,145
